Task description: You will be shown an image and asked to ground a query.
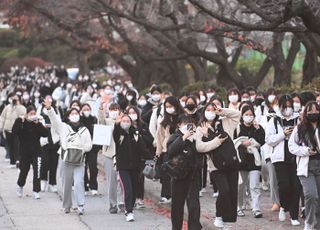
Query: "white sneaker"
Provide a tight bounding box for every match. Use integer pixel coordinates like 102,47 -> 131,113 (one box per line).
126,212 -> 135,222
159,197 -> 171,204
212,192 -> 219,198
279,207 -> 286,222
48,184 -> 58,193
291,219 -> 300,226
4,158 -> 10,162
214,217 -> 224,228
41,180 -> 47,192
91,190 -> 98,196
199,191 -> 203,197
200,188 -> 207,193
136,199 -> 146,209
33,192 -> 40,200
304,221 -> 313,230
8,164 -> 16,169
16,186 -> 23,197
77,206 -> 84,215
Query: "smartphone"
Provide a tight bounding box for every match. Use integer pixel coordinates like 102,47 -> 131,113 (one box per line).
187,124 -> 193,130
219,132 -> 228,138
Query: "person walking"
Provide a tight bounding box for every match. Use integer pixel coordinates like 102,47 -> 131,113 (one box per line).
155,96 -> 185,203
167,114 -> 202,230
234,105 -> 265,218
0,94 -> 26,167
113,113 -> 148,222
195,101 -> 240,229
13,105 -> 49,199
289,101 -> 320,230
265,94 -> 301,226
43,97 -> 92,215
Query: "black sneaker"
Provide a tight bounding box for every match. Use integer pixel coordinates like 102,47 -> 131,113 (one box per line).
109,205 -> 118,214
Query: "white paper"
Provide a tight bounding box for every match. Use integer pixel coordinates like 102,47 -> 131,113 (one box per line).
92,124 -> 112,146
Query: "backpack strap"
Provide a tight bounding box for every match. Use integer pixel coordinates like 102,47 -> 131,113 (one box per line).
156,105 -> 162,118
273,116 -> 281,134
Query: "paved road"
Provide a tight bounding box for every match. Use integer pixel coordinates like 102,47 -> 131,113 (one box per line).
0,146 -> 305,230
0,147 -> 172,230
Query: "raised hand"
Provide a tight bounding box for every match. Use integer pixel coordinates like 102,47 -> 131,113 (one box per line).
42,97 -> 52,109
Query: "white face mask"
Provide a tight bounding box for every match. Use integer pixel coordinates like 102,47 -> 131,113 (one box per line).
109,110 -> 119,119
179,124 -> 189,134
104,89 -> 113,95
129,114 -> 138,121
282,107 -> 293,117
151,94 -> 161,102
34,92 -> 40,98
166,107 -> 175,114
23,94 -> 30,101
200,95 -> 206,103
268,95 -> 276,103
180,101 -> 186,108
138,100 -> 147,107
120,123 -> 131,131
228,95 -> 239,103
243,115 -> 254,124
207,93 -> 214,99
205,111 -> 216,121
293,102 -> 301,112
69,114 -> 80,123
27,115 -> 38,122
83,111 -> 91,118
241,98 -> 249,102
126,95 -> 134,101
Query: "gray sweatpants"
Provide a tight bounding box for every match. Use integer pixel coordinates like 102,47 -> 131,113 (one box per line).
267,161 -> 280,205
104,156 -> 123,208
238,170 -> 261,211
299,159 -> 320,229
61,162 -> 85,209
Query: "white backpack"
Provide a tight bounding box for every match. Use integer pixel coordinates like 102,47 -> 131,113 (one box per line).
61,126 -> 87,165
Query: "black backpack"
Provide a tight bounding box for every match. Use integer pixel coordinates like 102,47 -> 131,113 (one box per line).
203,122 -> 239,171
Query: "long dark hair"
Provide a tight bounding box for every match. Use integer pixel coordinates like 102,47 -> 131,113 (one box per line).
126,105 -> 142,127
160,96 -> 184,130
298,101 -> 320,148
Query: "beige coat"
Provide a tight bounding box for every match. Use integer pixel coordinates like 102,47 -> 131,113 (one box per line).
155,122 -> 171,155
0,104 -> 26,132
195,108 -> 240,171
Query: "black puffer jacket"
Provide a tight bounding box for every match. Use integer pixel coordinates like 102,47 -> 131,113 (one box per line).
167,131 -> 200,170
12,118 -> 49,156
113,124 -> 148,171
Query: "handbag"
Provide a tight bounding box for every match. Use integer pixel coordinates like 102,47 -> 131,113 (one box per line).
143,163 -> 156,179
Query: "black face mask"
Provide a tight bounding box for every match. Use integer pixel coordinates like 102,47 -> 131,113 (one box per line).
185,104 -> 196,111
306,113 -> 320,123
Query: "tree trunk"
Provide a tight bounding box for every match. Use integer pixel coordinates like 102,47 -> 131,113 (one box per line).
271,33 -> 291,86
77,52 -> 89,75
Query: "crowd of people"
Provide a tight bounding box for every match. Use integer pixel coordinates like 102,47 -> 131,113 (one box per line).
0,65 -> 320,230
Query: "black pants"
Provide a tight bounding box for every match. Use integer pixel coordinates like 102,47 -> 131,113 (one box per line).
171,170 -> 202,230
210,171 -> 218,193
213,170 -> 238,222
137,162 -> 145,199
119,170 -> 139,213
199,155 -> 208,190
17,154 -> 41,192
84,149 -> 98,191
40,145 -> 59,185
5,131 -> 20,165
160,153 -> 171,199
273,162 -> 301,220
